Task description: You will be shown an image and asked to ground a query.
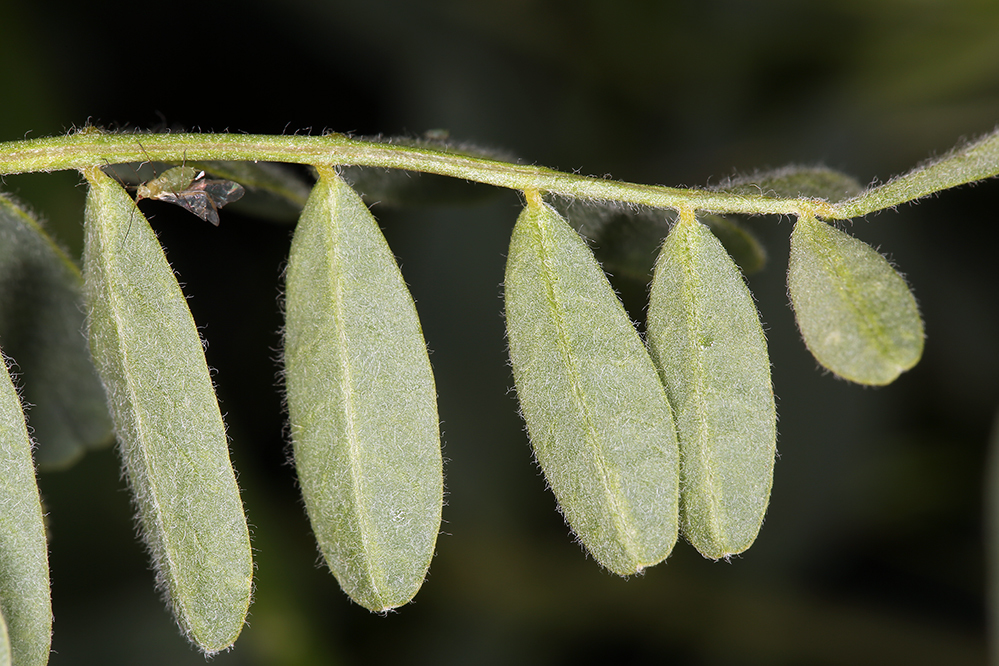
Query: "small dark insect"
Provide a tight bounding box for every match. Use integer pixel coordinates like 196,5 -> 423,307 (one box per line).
135,166 -> 245,225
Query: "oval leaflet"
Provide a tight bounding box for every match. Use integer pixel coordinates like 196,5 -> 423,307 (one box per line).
647,211 -> 776,559
787,214 -> 924,385
504,194 -> 680,574
82,167 -> 253,654
284,169 -> 443,611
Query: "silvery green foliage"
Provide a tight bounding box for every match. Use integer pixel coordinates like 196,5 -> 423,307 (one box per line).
82,168 -> 252,654
0,354 -> 50,666
284,171 -> 442,611
0,195 -> 113,469
647,214 -> 776,559
0,124 -> 992,657
788,215 -> 924,385
505,199 -> 679,574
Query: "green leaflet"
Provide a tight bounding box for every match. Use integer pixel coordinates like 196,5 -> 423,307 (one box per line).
559,202 -> 672,281
836,126 -> 999,218
284,170 -> 442,611
647,213 -> 775,559
699,214 -> 767,275
81,168 -> 252,654
0,194 -> 113,469
717,165 -> 864,203
0,354 -> 51,666
504,196 -> 679,575
787,214 -> 924,385
0,606 -> 9,666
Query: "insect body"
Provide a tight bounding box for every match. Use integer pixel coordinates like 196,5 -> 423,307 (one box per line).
135,166 -> 245,226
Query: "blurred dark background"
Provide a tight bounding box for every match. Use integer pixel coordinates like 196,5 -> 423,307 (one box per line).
2,0 -> 999,664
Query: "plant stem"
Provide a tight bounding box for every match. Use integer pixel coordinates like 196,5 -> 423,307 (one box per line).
0,131 -> 834,218
3,126 -> 997,220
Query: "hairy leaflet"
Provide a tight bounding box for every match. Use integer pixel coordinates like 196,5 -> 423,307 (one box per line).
0,354 -> 51,666
505,195 -> 679,574
284,169 -> 442,611
788,214 -> 924,385
647,211 -> 776,559
82,167 -> 252,654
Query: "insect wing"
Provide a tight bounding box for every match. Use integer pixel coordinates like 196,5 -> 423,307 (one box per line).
158,190 -> 220,225
181,178 -> 245,225
136,169 -> 244,225
193,178 -> 245,209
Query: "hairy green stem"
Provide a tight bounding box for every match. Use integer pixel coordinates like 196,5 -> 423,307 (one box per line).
2,126 -> 997,220
0,131 -> 833,217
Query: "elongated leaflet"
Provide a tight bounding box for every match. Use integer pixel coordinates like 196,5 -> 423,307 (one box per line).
788,214 -> 924,385
0,606 -> 9,666
0,194 -> 113,469
284,169 -> 442,611
0,354 -> 51,666
505,194 -> 679,575
647,211 -> 775,559
81,168 -> 252,654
